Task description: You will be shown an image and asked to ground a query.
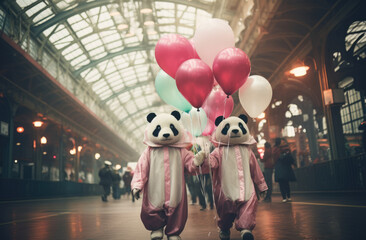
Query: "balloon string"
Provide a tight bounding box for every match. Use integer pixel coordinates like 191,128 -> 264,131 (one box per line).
196,110 -> 207,200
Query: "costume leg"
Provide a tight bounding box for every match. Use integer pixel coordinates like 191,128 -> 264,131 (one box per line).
284,180 -> 291,198
216,199 -> 236,231
141,195 -> 166,231
164,194 -> 188,237
235,192 -> 258,231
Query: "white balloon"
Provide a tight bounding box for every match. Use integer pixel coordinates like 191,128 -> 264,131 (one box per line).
239,75 -> 272,118
180,108 -> 207,137
193,18 -> 235,68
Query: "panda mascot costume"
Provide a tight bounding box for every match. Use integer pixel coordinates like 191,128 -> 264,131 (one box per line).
208,114 -> 268,240
131,111 -> 206,240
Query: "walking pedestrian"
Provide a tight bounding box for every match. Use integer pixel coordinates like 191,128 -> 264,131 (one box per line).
273,138 -> 296,202
98,160 -> 113,202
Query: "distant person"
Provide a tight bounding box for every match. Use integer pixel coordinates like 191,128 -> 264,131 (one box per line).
122,167 -> 134,202
273,138 -> 296,202
261,141 -> 274,202
98,161 -> 113,202
359,121 -> 366,152
112,168 -> 122,200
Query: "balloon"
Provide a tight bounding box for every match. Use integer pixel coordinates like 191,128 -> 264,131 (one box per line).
238,75 -> 272,118
155,70 -> 192,113
213,47 -> 251,96
202,119 -> 215,136
202,86 -> 234,122
193,18 -> 235,68
155,34 -> 195,78
175,59 -> 214,109
180,108 -> 207,137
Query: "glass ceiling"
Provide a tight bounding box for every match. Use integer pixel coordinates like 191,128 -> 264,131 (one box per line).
14,0 -> 229,151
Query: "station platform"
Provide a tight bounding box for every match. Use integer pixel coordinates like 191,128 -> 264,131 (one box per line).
0,192 -> 365,240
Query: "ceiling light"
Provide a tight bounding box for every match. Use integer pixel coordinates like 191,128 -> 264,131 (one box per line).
289,66 -> 309,77
117,23 -> 129,30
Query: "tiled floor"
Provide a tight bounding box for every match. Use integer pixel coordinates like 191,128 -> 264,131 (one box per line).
0,192 -> 365,239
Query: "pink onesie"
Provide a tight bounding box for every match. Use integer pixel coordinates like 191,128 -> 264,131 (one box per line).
209,137 -> 268,232
131,131 -> 202,237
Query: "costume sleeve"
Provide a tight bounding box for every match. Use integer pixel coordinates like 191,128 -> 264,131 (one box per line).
131,148 -> 150,190
181,148 -> 199,174
209,147 -> 221,169
249,150 -> 268,192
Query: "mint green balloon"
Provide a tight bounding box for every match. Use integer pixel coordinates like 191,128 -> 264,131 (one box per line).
155,70 -> 192,113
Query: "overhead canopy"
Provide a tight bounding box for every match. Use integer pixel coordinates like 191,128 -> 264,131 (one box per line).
9,0 -> 242,151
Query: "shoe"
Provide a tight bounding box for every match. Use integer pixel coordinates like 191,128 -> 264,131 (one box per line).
101,196 -> 107,202
200,207 -> 206,211
282,199 -> 287,203
168,236 -> 181,240
287,198 -> 292,202
219,229 -> 230,240
240,229 -> 254,240
150,228 -> 163,240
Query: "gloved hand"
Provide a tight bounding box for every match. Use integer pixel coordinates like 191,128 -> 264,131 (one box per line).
259,191 -> 267,200
132,188 -> 141,200
194,151 -> 206,166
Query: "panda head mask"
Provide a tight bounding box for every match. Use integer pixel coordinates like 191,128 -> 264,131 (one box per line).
213,114 -> 254,145
144,110 -> 187,147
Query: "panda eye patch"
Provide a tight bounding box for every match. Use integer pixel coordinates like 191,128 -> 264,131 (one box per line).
239,123 -> 247,135
153,125 -> 161,137
170,124 -> 179,136
221,123 -> 230,135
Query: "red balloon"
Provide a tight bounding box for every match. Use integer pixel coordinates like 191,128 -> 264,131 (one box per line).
155,34 -> 195,78
202,86 -> 234,121
212,48 -> 251,96
176,59 -> 214,109
202,119 -> 215,136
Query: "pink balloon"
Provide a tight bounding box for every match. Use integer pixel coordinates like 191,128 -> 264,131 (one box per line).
189,39 -> 201,59
212,48 -> 251,96
202,119 -> 215,136
176,59 -> 214,109
155,34 -> 195,78
202,87 -> 234,121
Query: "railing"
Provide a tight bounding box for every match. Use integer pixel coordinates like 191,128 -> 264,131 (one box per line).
287,153 -> 366,191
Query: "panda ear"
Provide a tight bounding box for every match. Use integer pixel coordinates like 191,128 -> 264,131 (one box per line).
215,116 -> 225,126
171,110 -> 181,120
147,113 -> 157,123
238,114 -> 248,124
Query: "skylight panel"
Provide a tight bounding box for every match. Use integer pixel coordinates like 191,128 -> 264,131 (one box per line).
119,92 -> 131,103
16,0 -> 31,8
85,39 -> 103,51
33,10 -> 54,25
49,25 -> 69,43
107,99 -> 119,110
99,89 -> 113,100
68,14 -> 83,25
56,0 -> 70,9
85,69 -> 101,83
81,33 -> 99,45
70,54 -> 88,66
94,52 -> 108,60
155,1 -> 174,10
89,46 -> 105,57
25,2 -> 47,18
105,65 -> 117,75
98,19 -> 114,30
135,98 -> 148,109
71,19 -> 89,31
126,102 -> 138,114
159,25 -> 176,33
178,26 -> 194,36
43,25 -> 57,37
102,33 -> 120,44
76,26 -> 93,38
62,43 -> 79,56
92,81 -> 107,93
156,10 -> 175,18
157,18 -> 175,24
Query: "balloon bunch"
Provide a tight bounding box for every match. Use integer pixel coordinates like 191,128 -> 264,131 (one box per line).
154,18 -> 272,137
